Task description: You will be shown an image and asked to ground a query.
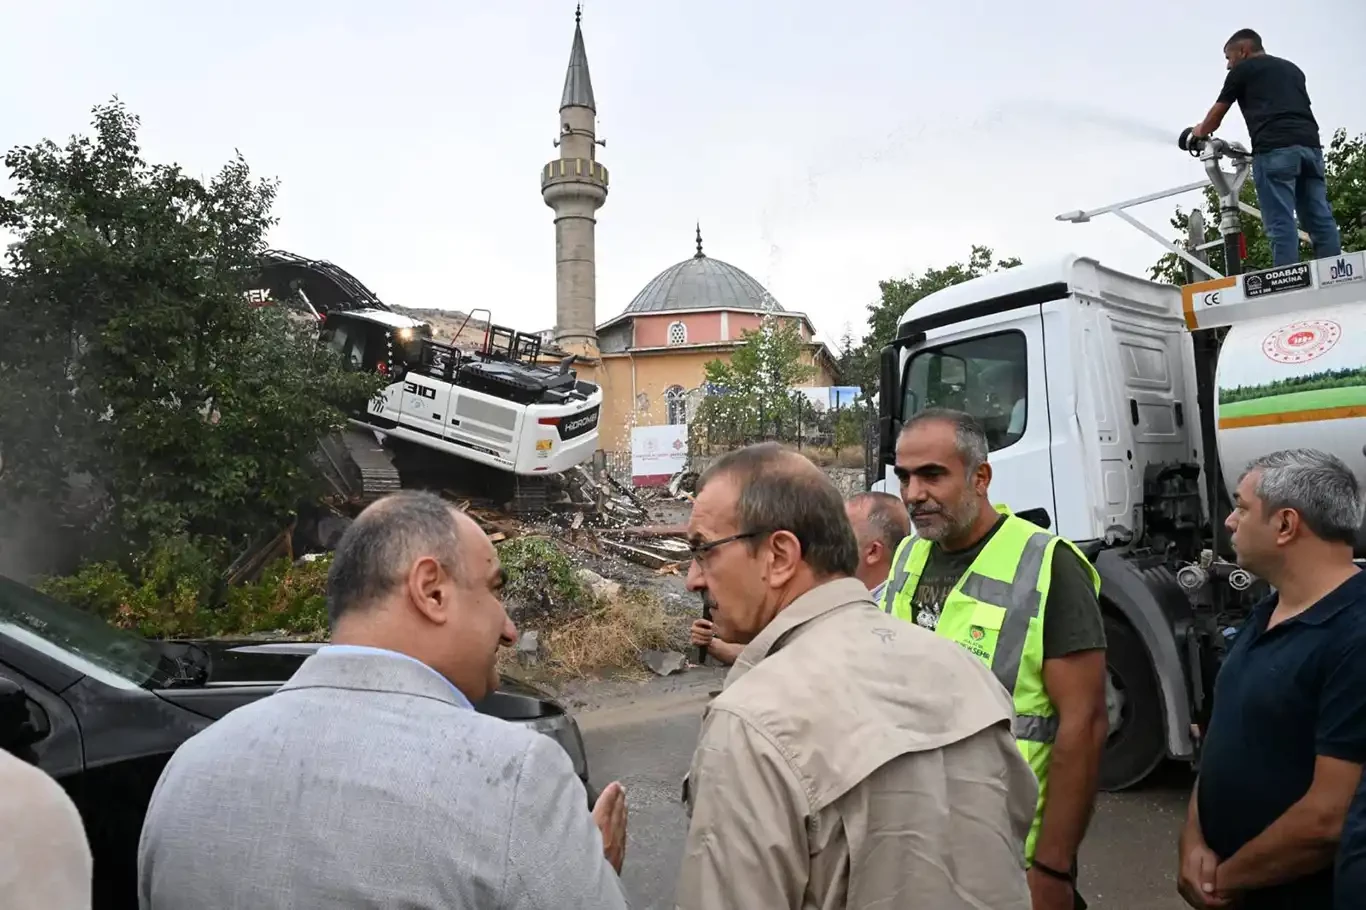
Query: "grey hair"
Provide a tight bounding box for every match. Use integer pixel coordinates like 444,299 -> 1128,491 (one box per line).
1240,448 -> 1363,546
696,442 -> 859,577
326,490 -> 463,625
902,407 -> 990,474
847,491 -> 911,554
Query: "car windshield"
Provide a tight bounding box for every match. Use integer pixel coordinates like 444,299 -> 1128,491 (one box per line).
0,574 -> 173,689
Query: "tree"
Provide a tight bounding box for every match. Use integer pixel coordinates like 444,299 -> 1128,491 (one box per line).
0,99 -> 379,560
845,245 -> 1022,394
1150,128 -> 1366,282
693,316 -> 816,449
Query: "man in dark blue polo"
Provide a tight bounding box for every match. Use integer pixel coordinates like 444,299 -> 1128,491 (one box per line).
1176,448 -> 1366,909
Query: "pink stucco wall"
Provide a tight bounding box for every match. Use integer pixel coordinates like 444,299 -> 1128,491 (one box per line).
633,311 -> 724,347
630,311 -> 810,348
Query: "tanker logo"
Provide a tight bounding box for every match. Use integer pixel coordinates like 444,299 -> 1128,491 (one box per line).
1261,319 -> 1342,365
1316,250 -> 1365,288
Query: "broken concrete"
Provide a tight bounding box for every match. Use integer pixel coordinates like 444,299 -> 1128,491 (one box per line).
576,567 -> 623,603
516,630 -> 541,667
642,649 -> 686,677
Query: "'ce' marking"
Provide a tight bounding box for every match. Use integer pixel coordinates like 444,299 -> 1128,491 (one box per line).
1201,292 -> 1221,306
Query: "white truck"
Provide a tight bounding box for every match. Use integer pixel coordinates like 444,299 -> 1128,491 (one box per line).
873,135 -> 1366,790
252,250 -> 604,511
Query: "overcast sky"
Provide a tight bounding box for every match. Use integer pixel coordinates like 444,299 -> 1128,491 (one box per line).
3,0 -> 1363,348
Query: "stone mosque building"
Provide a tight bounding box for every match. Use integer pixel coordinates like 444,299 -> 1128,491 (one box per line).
540,9 -> 838,456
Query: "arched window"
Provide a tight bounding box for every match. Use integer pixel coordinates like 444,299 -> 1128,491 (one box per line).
667,321 -> 688,346
665,385 -> 687,425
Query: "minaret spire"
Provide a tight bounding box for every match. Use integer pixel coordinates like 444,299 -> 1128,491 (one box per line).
561,6 -> 596,112
541,7 -> 609,357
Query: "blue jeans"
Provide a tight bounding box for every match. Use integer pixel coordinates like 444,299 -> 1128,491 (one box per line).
1251,145 -> 1342,266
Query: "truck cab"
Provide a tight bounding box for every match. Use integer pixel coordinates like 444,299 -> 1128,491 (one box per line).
879,254 -> 1203,545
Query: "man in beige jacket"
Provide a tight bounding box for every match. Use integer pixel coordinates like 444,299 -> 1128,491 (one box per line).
676,443 -> 1036,909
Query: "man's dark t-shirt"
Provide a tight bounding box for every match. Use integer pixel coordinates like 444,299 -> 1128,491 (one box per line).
909,515 -> 1106,657
1197,570 -> 1366,909
1217,54 -> 1321,153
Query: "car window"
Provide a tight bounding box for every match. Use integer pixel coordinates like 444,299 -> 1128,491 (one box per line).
0,575 -> 173,690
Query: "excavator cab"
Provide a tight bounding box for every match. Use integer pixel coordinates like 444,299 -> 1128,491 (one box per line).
320,311 -> 431,381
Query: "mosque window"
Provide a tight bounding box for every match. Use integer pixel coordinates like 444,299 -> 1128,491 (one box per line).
667,321 -> 688,346
665,385 -> 687,425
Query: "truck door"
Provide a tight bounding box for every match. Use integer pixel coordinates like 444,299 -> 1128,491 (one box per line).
901,310 -> 1057,524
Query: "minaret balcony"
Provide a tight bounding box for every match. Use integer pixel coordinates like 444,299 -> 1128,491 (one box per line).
541,158 -> 610,192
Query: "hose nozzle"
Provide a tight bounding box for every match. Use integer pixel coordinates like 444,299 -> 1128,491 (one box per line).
1178,127 -> 1207,155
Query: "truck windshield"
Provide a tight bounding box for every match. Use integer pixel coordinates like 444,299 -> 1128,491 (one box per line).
904,330 -> 1029,452
0,575 -> 173,690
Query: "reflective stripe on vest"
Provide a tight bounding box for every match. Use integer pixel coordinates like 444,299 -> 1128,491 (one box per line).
959,529 -> 1050,699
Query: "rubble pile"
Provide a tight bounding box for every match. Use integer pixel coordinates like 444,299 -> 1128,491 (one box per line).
285,461 -> 699,592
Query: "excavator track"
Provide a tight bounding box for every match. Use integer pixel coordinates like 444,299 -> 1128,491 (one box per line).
318,428 -> 403,502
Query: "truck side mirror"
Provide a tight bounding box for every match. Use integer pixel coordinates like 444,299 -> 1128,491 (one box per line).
1015,507 -> 1052,530
0,677 -> 50,762
877,343 -> 901,469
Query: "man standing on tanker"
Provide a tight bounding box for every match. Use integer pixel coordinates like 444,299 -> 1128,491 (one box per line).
1190,28 -> 1341,267
881,408 -> 1110,910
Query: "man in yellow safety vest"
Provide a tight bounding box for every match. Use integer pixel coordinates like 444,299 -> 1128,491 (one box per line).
880,408 -> 1110,910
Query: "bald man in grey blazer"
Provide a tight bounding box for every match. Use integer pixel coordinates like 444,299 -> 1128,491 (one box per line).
137,491 -> 629,909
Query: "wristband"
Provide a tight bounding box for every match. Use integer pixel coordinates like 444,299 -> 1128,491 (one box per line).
1031,859 -> 1074,884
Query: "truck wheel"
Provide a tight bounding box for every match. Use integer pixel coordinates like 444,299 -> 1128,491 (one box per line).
1098,613 -> 1165,791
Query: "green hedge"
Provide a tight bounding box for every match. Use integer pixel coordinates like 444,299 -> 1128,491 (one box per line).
39,536 -> 331,640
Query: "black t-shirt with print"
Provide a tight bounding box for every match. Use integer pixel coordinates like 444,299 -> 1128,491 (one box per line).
909,516 -> 1107,658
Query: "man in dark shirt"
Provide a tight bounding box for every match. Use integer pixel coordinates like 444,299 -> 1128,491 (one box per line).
1191,28 -> 1342,266
1177,449 -> 1366,909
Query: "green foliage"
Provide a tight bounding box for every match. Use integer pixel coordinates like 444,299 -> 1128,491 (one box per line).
845,246 -> 1022,394
497,537 -> 589,618
0,98 -> 382,555
834,401 -> 870,449
1219,367 -> 1366,404
37,536 -> 331,639
1150,128 -> 1366,283
692,317 -> 818,448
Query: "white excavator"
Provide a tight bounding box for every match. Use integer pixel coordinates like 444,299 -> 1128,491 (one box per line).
251,250 -> 604,511
872,131 -> 1365,791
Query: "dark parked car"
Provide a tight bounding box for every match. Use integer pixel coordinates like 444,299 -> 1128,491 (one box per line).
0,573 -> 592,910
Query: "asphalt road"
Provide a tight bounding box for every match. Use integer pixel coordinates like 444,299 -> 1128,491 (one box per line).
578,668 -> 1192,910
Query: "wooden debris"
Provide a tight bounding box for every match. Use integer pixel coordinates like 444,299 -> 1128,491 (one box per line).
599,524 -> 688,540
600,538 -> 677,570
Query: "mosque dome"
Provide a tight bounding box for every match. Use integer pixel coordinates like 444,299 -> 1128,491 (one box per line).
623,226 -> 784,315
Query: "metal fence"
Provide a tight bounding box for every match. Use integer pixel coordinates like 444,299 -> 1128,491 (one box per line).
690,399 -> 873,458
600,400 -> 883,490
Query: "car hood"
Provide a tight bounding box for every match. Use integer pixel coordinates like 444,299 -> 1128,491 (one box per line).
156,639 -> 563,717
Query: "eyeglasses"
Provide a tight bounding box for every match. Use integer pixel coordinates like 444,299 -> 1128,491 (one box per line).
688,531 -> 761,566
